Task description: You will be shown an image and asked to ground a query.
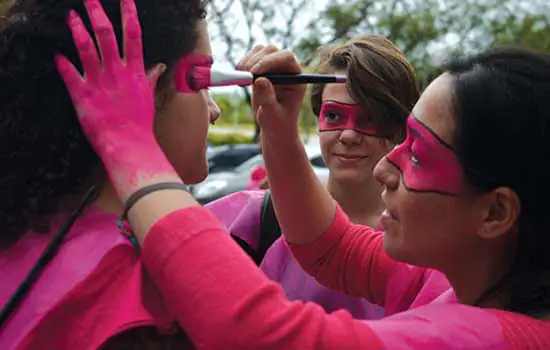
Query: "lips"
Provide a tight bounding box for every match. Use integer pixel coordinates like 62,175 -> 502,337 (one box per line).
381,191 -> 398,220
333,153 -> 367,159
381,209 -> 397,220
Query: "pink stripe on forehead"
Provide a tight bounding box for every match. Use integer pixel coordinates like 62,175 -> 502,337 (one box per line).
173,53 -> 213,93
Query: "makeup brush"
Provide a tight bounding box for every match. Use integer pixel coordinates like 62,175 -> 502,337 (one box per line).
188,66 -> 347,91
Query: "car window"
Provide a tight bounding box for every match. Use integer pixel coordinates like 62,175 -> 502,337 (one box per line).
209,149 -> 259,170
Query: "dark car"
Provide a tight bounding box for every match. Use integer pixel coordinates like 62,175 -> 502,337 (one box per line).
206,143 -> 261,174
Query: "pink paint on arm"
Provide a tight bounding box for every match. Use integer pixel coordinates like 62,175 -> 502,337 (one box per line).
55,0 -> 177,194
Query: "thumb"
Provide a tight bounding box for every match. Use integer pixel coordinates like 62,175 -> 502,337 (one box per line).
148,63 -> 167,90
253,77 -> 279,114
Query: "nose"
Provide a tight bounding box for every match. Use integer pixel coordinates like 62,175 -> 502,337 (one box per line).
205,90 -> 221,124
338,129 -> 362,145
373,155 -> 400,190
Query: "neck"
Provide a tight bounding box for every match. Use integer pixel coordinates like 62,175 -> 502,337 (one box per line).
327,175 -> 385,226
444,239 -> 514,308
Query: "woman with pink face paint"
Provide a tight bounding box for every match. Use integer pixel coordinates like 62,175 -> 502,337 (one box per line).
49,1 -> 550,348
0,0 -> 222,349
207,36 -> 423,320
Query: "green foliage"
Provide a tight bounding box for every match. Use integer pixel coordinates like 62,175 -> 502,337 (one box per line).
296,0 -> 550,87
207,132 -> 254,146
0,0 -> 11,14
207,0 -> 550,138
211,93 -> 255,126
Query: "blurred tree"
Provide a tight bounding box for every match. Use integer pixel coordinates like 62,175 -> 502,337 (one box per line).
212,92 -> 254,126
0,0 -> 11,13
297,0 -> 550,88
207,0 -> 320,141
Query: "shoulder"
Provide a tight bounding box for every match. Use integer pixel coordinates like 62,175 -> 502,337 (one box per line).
367,303 -> 505,349
489,309 -> 550,349
20,246 -> 174,349
206,190 -> 266,249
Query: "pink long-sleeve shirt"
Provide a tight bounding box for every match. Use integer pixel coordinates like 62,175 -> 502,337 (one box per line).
141,206 -> 550,349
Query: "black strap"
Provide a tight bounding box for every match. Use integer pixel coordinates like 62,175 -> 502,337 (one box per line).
231,233 -> 261,265
0,185 -> 99,330
229,190 -> 282,266
256,190 -> 282,264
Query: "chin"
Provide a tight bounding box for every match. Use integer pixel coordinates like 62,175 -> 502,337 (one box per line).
331,169 -> 371,184
381,227 -> 408,262
382,232 -> 428,267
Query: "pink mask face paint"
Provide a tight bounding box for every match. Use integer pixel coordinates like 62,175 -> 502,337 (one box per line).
318,100 -> 384,137
386,114 -> 463,195
173,53 -> 213,93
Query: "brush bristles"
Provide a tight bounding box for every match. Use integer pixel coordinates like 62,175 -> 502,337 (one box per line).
188,66 -> 211,91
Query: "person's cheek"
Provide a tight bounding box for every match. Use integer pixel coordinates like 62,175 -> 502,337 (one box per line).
173,54 -> 213,93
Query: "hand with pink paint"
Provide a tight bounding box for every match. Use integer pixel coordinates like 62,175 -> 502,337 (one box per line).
56,0 -> 176,198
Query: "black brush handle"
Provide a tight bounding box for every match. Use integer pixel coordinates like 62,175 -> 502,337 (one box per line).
255,73 -> 345,84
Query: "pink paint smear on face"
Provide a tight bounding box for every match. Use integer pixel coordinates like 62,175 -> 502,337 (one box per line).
386,114 -> 463,195
173,53 -> 213,93
318,101 -> 384,137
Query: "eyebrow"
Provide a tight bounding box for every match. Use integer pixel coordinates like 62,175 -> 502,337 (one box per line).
322,100 -> 358,106
410,114 -> 455,150
408,125 -> 424,139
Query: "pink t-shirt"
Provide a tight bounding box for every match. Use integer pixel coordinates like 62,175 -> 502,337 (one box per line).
206,190 -> 385,319
0,206 -> 175,349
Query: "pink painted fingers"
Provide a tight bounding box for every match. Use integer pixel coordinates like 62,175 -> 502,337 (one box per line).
56,0 -> 160,157
56,0 -> 175,193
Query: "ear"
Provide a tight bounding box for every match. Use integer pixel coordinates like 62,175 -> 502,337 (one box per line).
147,63 -> 167,88
382,139 -> 395,152
478,187 -> 520,239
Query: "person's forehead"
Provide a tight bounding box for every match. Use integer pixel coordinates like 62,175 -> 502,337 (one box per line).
194,20 -> 212,56
411,74 -> 455,146
322,82 -> 355,105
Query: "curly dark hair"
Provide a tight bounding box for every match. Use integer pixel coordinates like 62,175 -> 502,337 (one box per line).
0,0 -> 207,249
445,46 -> 550,317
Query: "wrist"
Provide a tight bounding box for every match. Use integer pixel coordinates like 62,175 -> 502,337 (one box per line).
260,128 -> 302,151
98,140 -> 180,201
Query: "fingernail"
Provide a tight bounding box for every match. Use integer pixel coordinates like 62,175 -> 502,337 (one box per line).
254,77 -> 268,90
155,63 -> 167,76
251,63 -> 261,74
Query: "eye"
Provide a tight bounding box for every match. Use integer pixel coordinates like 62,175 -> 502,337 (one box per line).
409,141 -> 421,166
411,154 -> 420,166
324,112 -> 340,122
